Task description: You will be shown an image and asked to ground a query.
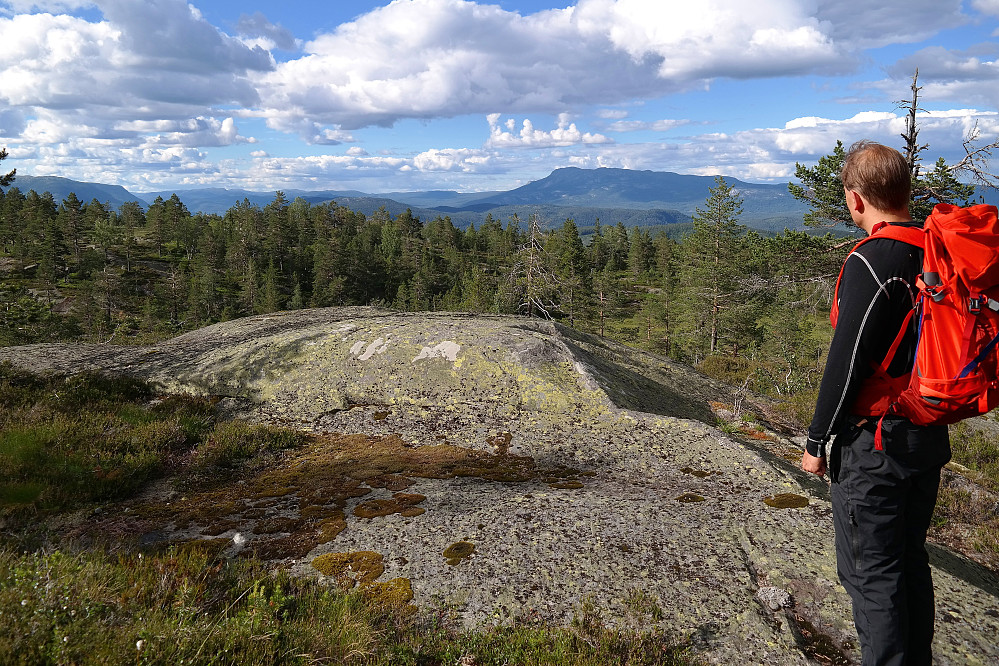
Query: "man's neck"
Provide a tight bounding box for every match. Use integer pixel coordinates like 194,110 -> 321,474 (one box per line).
859,210 -> 911,235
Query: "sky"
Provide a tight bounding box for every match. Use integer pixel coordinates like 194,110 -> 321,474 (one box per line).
1,0 -> 998,195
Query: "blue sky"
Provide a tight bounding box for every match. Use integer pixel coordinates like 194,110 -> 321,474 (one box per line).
1,0 -> 998,194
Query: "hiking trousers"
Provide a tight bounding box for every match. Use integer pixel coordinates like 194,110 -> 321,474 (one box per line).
829,417 -> 950,666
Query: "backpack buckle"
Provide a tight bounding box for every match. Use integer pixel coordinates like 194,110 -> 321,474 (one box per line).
970,296 -> 982,314
927,286 -> 946,303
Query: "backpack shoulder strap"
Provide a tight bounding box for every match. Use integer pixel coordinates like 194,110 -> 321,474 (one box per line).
830,224 -> 925,326
870,223 -> 925,249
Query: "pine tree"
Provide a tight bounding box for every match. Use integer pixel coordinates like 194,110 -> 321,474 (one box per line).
58,192 -> 85,262
788,141 -> 851,227
260,259 -> 283,313
0,146 -> 14,187
147,196 -> 168,257
681,176 -> 746,356
118,201 -> 144,272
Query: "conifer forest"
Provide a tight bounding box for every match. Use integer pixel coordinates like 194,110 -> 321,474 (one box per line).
0,126 -> 985,420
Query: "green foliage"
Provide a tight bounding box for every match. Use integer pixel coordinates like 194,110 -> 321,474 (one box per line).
675,177 -> 748,358
0,548 -> 389,665
788,140 -> 851,228
0,546 -> 694,666
949,422 -> 999,491
0,365 -> 207,513
912,157 -> 975,221
0,145 -> 14,187
197,421 -> 306,469
0,283 -> 80,345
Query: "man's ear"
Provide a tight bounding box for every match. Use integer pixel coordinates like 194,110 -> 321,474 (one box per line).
846,189 -> 865,215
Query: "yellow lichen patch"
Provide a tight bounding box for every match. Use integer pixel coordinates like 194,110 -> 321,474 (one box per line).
362,577 -> 415,608
764,493 -> 810,509
311,551 -> 385,585
443,541 -> 475,565
676,492 -> 705,503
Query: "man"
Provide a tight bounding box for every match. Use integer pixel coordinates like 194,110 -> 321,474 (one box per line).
801,141 -> 950,666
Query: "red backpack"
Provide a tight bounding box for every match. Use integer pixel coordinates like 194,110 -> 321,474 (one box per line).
832,203 -> 999,448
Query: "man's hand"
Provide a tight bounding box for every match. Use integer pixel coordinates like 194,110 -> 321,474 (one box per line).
801,450 -> 827,477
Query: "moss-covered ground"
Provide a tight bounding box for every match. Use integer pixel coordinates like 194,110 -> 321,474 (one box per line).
0,363 -> 696,665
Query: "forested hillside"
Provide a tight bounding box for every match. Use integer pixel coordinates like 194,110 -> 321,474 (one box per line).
0,175 -> 849,418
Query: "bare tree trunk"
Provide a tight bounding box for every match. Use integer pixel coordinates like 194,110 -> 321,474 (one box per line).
599,289 -> 605,337
899,69 -> 927,180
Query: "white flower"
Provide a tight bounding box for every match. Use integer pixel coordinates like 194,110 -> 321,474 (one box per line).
136,640 -> 146,650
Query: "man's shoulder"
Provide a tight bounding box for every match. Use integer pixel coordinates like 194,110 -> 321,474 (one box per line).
852,223 -> 923,261
845,225 -> 922,284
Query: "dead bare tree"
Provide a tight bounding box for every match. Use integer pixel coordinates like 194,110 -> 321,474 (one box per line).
898,69 -> 930,181
953,120 -> 999,190
508,211 -> 563,319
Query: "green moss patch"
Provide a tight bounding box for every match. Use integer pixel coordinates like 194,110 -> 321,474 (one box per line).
676,493 -> 705,503
763,493 -> 810,509
312,550 -> 385,585
354,492 -> 426,519
443,541 -> 475,566
102,432 -> 593,560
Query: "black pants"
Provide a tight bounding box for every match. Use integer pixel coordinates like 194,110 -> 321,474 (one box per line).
829,417 -> 950,666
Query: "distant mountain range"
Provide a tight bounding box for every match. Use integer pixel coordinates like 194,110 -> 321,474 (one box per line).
6,168 -> 997,233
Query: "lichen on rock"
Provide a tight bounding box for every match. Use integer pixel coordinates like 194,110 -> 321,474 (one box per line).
4,306 -> 998,666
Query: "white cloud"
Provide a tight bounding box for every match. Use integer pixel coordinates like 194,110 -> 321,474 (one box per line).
412,148 -> 495,172
485,113 -> 612,147
0,0 -> 271,173
605,119 -> 692,133
597,109 -> 630,120
0,0 -> 992,194
772,109 -> 999,169
141,117 -> 250,148
573,0 -> 845,79
257,0 -> 907,133
971,0 -> 999,17
881,44 -> 999,108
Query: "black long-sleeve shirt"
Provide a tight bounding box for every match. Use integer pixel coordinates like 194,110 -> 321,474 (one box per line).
806,222 -> 924,457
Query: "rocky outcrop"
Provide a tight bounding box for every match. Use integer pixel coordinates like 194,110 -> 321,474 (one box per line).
3,307 -> 997,665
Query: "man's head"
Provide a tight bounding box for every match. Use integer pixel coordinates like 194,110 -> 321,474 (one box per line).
840,140 -> 911,215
